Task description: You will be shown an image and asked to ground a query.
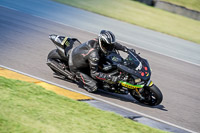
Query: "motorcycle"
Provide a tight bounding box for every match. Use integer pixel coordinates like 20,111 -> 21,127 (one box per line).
47,34 -> 163,106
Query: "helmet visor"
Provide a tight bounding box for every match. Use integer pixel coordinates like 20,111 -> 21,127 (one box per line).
101,41 -> 114,51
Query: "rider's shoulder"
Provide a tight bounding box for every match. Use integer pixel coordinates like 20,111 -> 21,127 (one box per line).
88,38 -> 98,44
87,38 -> 98,48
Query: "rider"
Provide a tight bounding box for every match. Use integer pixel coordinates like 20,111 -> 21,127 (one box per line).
68,30 -> 130,93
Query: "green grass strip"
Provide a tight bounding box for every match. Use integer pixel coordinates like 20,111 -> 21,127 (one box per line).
161,0 -> 200,12
53,0 -> 200,44
0,76 -> 167,133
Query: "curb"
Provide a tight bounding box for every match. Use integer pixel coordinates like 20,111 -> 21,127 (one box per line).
0,65 -> 196,133
0,66 -> 92,101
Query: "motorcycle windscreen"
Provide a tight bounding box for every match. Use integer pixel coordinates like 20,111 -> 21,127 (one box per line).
125,54 -> 141,70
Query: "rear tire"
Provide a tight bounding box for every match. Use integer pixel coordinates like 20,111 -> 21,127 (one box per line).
47,49 -> 73,80
47,49 -> 62,74
130,85 -> 163,106
47,49 -> 62,60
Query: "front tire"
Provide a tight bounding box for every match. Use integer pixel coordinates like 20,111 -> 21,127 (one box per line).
130,85 -> 163,106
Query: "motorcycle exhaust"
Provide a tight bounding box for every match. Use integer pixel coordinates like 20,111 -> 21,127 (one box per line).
46,60 -> 73,80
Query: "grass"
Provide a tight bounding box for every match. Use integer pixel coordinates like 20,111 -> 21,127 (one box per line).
0,76 -> 167,133
53,0 -> 200,44
161,0 -> 200,12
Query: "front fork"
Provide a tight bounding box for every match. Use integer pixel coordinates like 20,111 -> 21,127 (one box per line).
119,80 -> 154,100
146,80 -> 154,87
135,80 -> 154,100
135,88 -> 145,100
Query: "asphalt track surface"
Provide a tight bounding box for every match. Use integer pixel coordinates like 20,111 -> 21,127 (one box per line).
0,2 -> 200,133
0,0 -> 200,66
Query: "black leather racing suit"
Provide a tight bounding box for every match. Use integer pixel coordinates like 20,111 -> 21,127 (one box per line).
68,38 -> 127,92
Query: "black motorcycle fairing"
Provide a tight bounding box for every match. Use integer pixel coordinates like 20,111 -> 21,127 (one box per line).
105,52 -> 124,66
117,64 -> 141,78
103,50 -> 151,81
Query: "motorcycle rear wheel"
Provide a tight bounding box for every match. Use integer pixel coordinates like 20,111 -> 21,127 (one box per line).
130,85 -> 163,106
47,49 -> 73,80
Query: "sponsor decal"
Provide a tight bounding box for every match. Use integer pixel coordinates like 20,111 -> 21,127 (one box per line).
112,56 -> 118,62
120,81 -> 144,89
61,37 -> 70,47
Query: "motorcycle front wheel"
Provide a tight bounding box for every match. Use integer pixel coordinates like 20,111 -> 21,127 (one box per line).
130,84 -> 163,106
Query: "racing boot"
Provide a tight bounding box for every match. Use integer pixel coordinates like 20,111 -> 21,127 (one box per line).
76,72 -> 98,93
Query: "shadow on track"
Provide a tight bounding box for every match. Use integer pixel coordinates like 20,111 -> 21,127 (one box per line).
95,89 -> 168,111
53,75 -> 167,111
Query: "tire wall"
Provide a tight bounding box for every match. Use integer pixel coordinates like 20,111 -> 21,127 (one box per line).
136,0 -> 200,21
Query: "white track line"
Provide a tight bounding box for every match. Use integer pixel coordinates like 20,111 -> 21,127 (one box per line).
0,65 -> 196,133
0,5 -> 199,67
35,12 -> 200,67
